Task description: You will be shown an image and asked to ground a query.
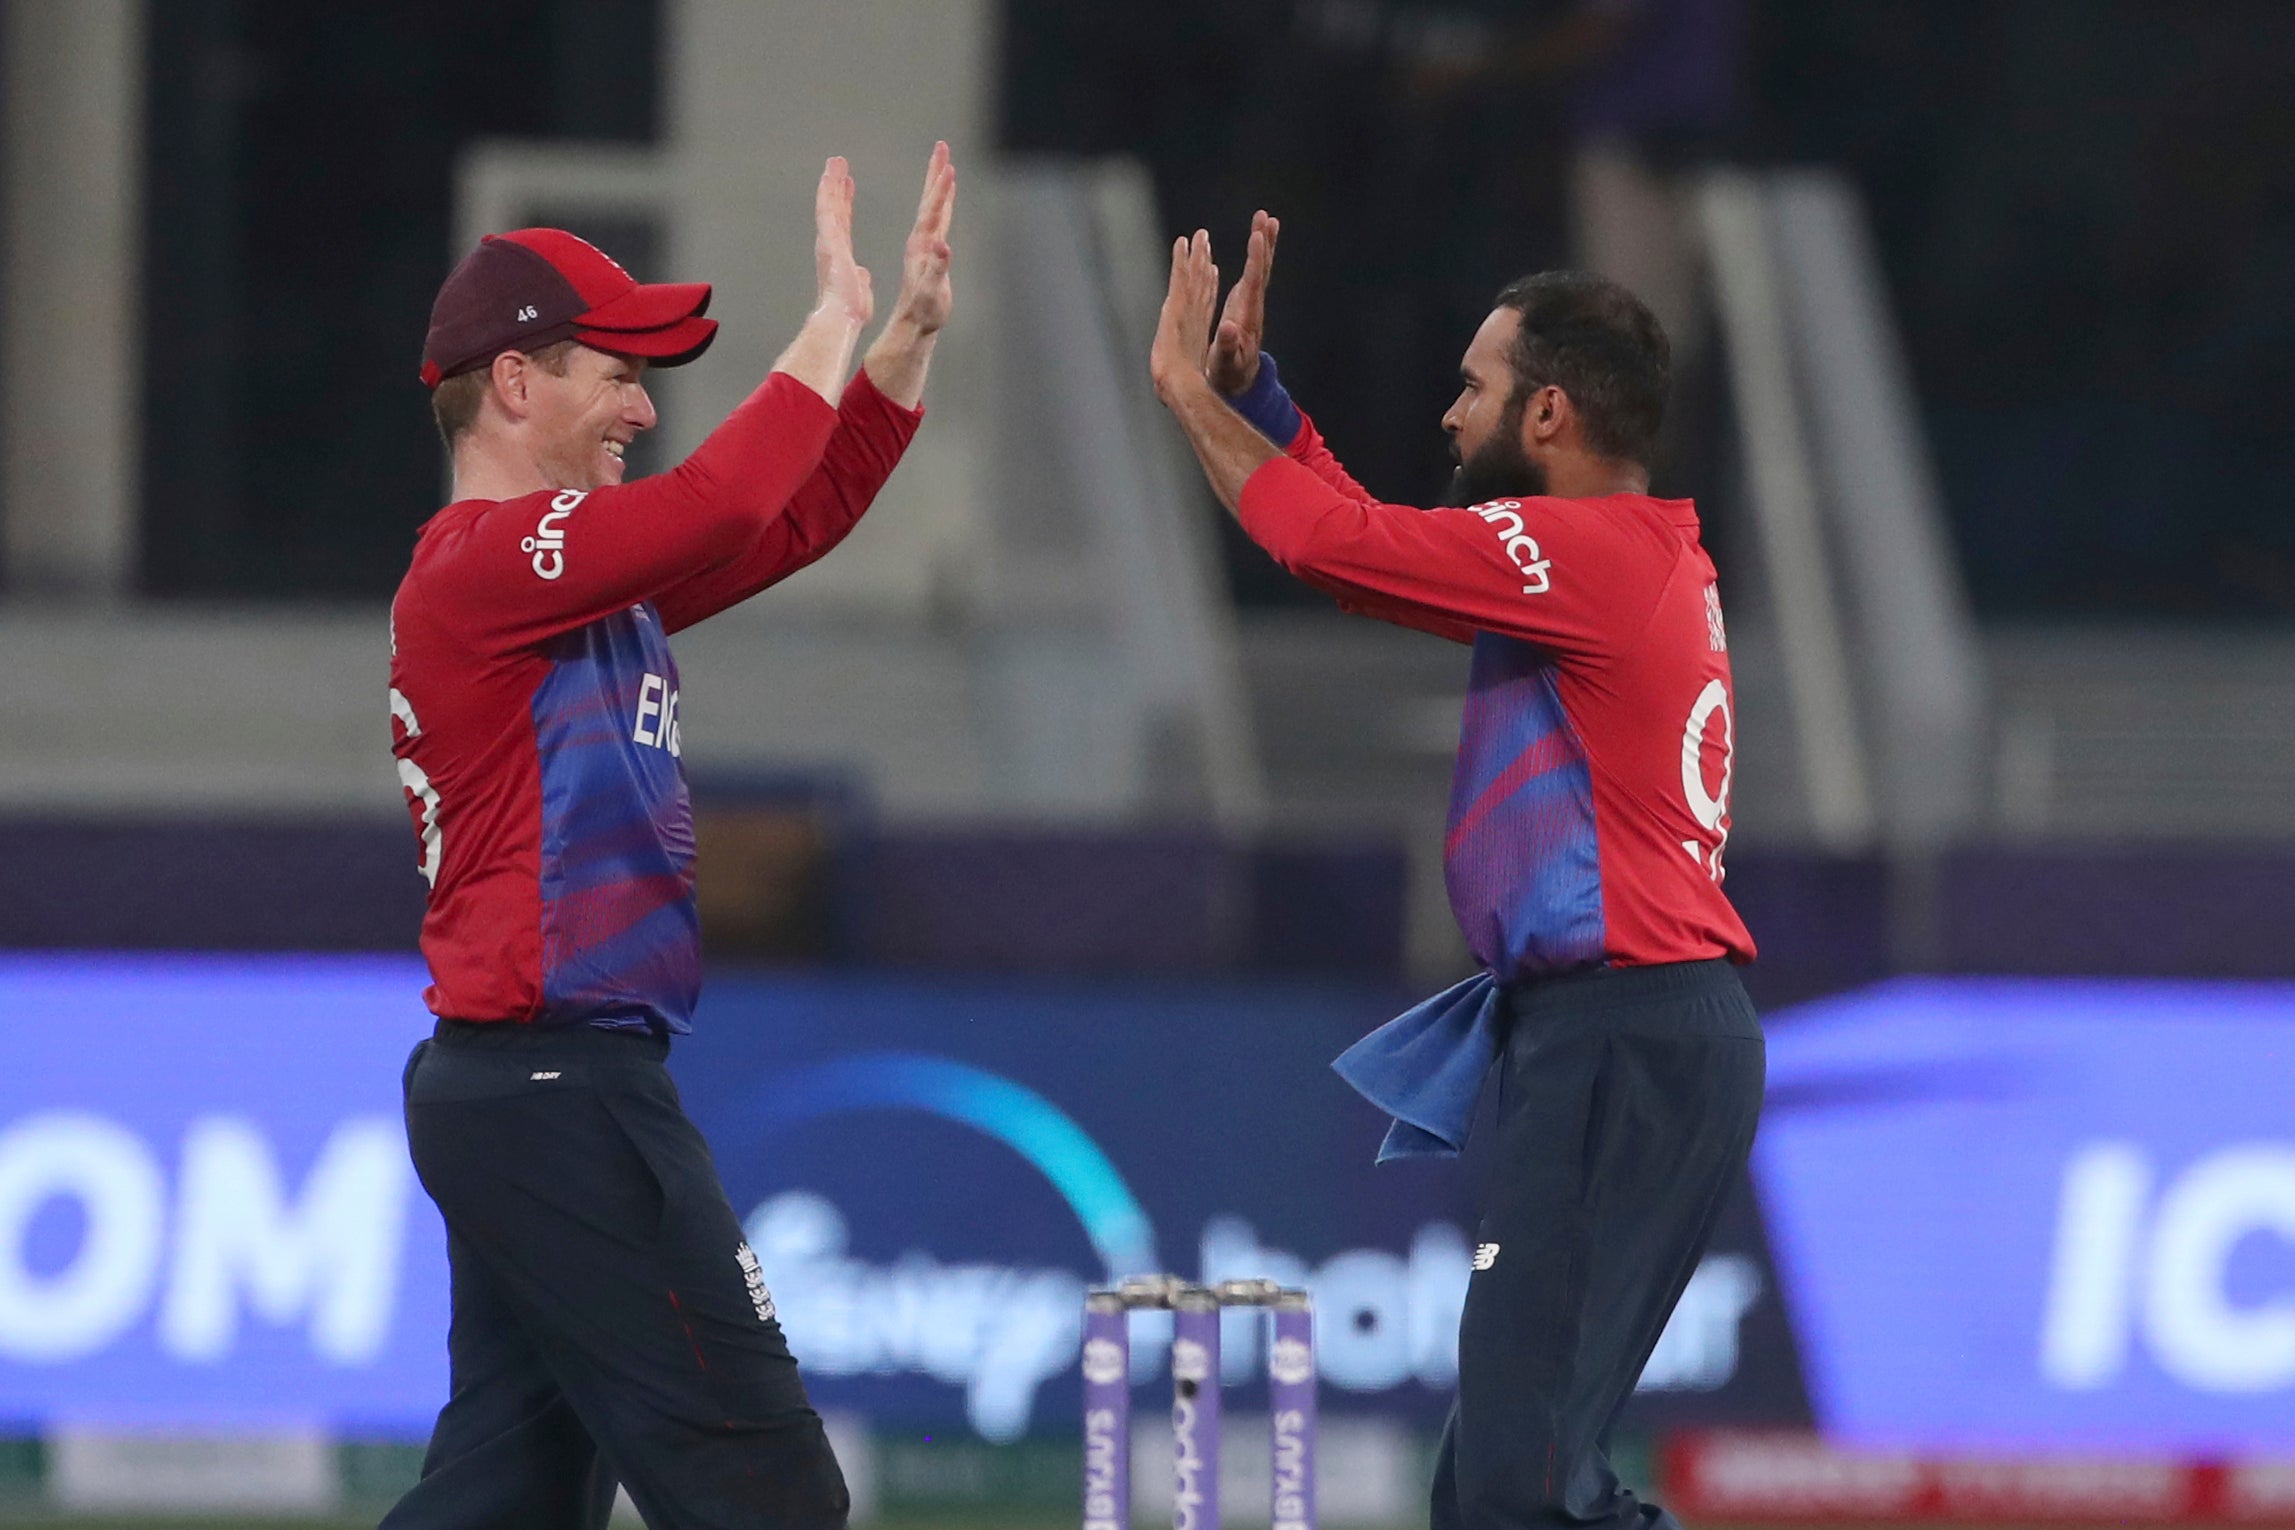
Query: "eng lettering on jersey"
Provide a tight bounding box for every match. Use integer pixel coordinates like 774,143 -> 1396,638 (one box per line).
522,489 -> 586,581
633,672 -> 682,757
1472,500 -> 1553,595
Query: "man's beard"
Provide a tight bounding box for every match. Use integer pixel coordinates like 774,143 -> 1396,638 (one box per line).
1444,393 -> 1547,505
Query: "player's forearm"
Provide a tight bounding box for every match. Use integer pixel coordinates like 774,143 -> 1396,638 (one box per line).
651,372 -> 841,544
1162,373 -> 1282,518
1223,354 -> 1378,508
766,370 -> 922,563
772,302 -> 868,405
653,371 -> 922,632
859,312 -> 939,409
1227,461 -> 1477,646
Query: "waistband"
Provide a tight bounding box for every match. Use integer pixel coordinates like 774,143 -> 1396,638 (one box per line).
1502,958 -> 1749,1023
430,1018 -> 670,1065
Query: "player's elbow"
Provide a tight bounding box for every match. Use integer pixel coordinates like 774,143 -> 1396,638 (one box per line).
1247,506 -> 1360,584
693,501 -> 771,566
1237,504 -> 1313,576
1241,476 -> 1373,559
1263,537 -> 1325,581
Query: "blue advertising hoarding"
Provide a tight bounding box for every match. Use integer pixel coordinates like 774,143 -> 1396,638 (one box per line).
0,954 -> 447,1432
0,954 -> 2287,1453
1754,977 -> 2295,1453
673,971 -> 1473,1441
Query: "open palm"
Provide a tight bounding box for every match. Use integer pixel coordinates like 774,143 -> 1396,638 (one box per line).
1208,210 -> 1279,395
814,156 -> 873,327
893,141 -> 957,335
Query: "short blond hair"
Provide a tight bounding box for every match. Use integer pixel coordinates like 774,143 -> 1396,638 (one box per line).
430,339 -> 578,448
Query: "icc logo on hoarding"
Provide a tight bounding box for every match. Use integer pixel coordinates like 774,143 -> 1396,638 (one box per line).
2043,1140 -> 2295,1395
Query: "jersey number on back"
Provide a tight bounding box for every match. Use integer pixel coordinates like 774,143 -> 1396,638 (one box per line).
1680,679 -> 1734,882
389,688 -> 443,887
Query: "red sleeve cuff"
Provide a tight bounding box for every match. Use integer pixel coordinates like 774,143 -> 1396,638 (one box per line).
1282,408 -> 1314,456
762,369 -> 842,430
845,366 -> 927,435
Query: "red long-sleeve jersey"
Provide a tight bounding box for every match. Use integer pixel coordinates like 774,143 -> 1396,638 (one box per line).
388,370 -> 923,1031
1238,412 -> 1754,978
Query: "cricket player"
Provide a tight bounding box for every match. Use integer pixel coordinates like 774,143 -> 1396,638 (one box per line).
381,146 -> 955,1530
1149,217 -> 1762,1530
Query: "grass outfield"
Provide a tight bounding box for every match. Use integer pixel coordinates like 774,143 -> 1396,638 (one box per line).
0,1516 -> 1122,1530
0,1514 -> 1380,1530
0,1521 -> 1971,1530
0,1516 -> 1077,1528
0,1524 -> 1994,1530
0,1512 -> 2048,1530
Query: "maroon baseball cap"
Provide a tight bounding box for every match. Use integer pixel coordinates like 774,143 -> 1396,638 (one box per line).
419,227 -> 717,387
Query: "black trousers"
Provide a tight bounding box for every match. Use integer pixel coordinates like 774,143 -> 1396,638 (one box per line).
1430,960 -> 1765,1530
382,1022 -> 848,1530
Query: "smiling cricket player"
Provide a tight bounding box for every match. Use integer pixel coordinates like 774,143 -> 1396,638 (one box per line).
383,147 -> 954,1530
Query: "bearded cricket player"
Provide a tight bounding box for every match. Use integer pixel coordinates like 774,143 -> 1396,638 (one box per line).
1150,216 -> 1762,1530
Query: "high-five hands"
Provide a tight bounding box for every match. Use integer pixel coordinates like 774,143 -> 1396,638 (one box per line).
781,147 -> 960,406
860,141 -> 958,407
775,156 -> 874,401
1150,229 -> 1220,407
814,156 -> 874,329
1148,223 -> 1284,514
1152,211 -> 1283,406
888,141 -> 957,337
1208,211 -> 1279,396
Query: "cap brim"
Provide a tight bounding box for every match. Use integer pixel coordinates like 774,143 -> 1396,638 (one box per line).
577,279 -> 710,334
575,313 -> 719,368
572,279 -> 715,368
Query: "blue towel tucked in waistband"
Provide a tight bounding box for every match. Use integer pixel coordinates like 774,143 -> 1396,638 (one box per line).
1330,971 -> 1503,1164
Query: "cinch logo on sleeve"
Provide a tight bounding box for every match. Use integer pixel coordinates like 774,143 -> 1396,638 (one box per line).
522,490 -> 585,581
1472,501 -> 1552,595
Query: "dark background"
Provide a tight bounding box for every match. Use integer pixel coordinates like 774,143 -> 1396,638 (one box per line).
140,0 -> 2295,618
141,0 -> 659,596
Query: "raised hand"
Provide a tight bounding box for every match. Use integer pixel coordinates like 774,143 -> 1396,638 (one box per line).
1147,225 -> 1285,514
1208,210 -> 1279,395
857,141 -> 957,407
888,141 -> 956,336
1149,229 -> 1219,406
814,155 -> 874,328
773,157 -> 870,402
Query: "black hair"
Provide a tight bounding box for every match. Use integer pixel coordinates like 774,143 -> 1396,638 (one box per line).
1491,271 -> 1671,470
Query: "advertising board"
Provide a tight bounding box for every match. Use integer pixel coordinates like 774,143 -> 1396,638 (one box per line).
0,954 -> 445,1432
0,956 -> 2285,1453
1755,978 -> 2295,1452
